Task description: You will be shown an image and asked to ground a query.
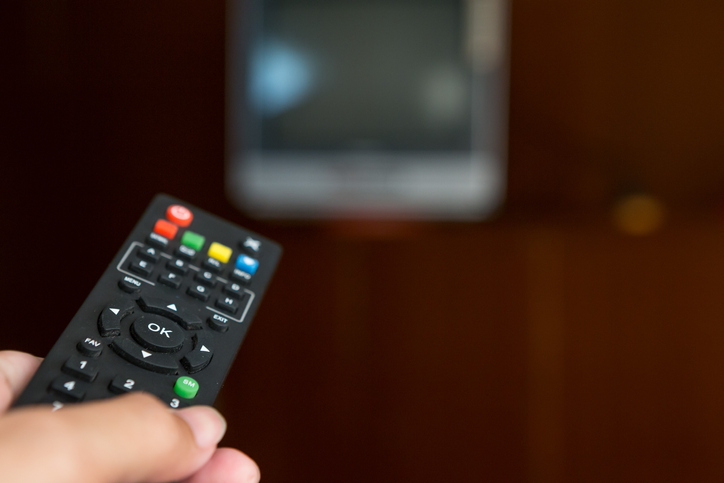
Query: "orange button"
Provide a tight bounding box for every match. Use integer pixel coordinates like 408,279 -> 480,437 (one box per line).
154,219 -> 178,239
166,205 -> 193,227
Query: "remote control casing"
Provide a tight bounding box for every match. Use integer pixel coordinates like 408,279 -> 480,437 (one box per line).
13,194 -> 281,409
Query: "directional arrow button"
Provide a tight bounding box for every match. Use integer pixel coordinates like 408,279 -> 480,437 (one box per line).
137,296 -> 202,330
181,332 -> 213,373
98,300 -> 135,337
111,338 -> 178,375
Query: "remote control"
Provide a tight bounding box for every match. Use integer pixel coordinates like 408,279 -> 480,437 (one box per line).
12,194 -> 281,411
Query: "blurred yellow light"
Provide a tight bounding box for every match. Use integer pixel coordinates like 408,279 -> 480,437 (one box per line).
612,194 -> 666,236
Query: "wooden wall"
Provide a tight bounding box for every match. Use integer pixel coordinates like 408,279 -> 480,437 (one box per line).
3,1 -> 724,481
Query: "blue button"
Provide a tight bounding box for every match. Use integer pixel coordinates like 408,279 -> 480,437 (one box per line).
235,254 -> 259,275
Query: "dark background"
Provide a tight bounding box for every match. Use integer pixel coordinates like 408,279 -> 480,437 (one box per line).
3,1 -> 724,482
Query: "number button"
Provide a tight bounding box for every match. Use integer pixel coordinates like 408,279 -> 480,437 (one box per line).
49,376 -> 87,401
62,355 -> 98,382
109,375 -> 138,394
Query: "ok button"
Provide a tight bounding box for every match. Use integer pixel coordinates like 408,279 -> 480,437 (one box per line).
131,316 -> 185,353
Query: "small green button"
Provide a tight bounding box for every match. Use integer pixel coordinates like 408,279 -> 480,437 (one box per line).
174,376 -> 200,399
181,231 -> 205,251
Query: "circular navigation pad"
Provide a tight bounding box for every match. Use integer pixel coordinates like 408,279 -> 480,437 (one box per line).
131,315 -> 185,353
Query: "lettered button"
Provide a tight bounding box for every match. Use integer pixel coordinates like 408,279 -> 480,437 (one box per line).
111,338 -> 179,375
187,284 -> 210,302
129,258 -> 153,277
131,316 -> 184,353
215,296 -> 239,315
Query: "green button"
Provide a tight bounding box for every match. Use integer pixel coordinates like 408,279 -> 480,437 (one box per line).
181,231 -> 205,251
174,376 -> 200,399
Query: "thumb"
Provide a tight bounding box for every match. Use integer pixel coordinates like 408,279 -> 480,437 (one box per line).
0,392 -> 226,483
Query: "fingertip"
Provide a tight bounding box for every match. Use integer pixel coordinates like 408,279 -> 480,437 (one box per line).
182,447 -> 260,483
175,406 -> 227,449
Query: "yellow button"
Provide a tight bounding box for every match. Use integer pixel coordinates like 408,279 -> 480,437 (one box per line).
208,242 -> 232,263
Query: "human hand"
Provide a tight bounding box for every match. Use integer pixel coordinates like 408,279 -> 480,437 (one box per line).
0,350 -> 260,483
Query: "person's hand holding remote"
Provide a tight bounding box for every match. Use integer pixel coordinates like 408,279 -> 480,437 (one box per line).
0,350 -> 260,483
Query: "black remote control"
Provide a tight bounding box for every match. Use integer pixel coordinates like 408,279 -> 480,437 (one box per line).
13,194 -> 281,411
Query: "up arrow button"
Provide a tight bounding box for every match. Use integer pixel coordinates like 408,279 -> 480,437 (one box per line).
137,296 -> 202,330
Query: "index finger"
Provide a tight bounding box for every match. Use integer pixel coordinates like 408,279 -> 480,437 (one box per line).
0,351 -> 43,413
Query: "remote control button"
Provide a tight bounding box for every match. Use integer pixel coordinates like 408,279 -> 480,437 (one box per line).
166,258 -> 190,275
77,337 -> 103,358
109,375 -> 138,394
49,376 -> 87,401
98,301 -> 135,337
167,205 -> 193,227
187,284 -> 210,302
137,246 -> 161,263
208,242 -> 232,264
215,296 -> 239,315
154,219 -> 178,239
111,338 -> 179,375
181,231 -> 205,251
175,244 -> 197,261
240,236 -> 262,256
158,271 -> 182,289
222,282 -> 244,299
129,258 -> 154,277
146,232 -> 169,250
131,316 -> 184,353
230,268 -> 252,284
181,333 -> 214,373
235,255 -> 259,276
62,355 -> 99,382
174,376 -> 200,399
118,275 -> 142,294
202,256 -> 224,274
208,313 -> 230,333
137,296 -> 203,330
181,348 -> 212,373
194,271 -> 217,287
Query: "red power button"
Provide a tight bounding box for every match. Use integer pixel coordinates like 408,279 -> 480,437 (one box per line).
167,205 -> 193,227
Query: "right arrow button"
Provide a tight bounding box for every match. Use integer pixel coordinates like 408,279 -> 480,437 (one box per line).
181,332 -> 214,373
